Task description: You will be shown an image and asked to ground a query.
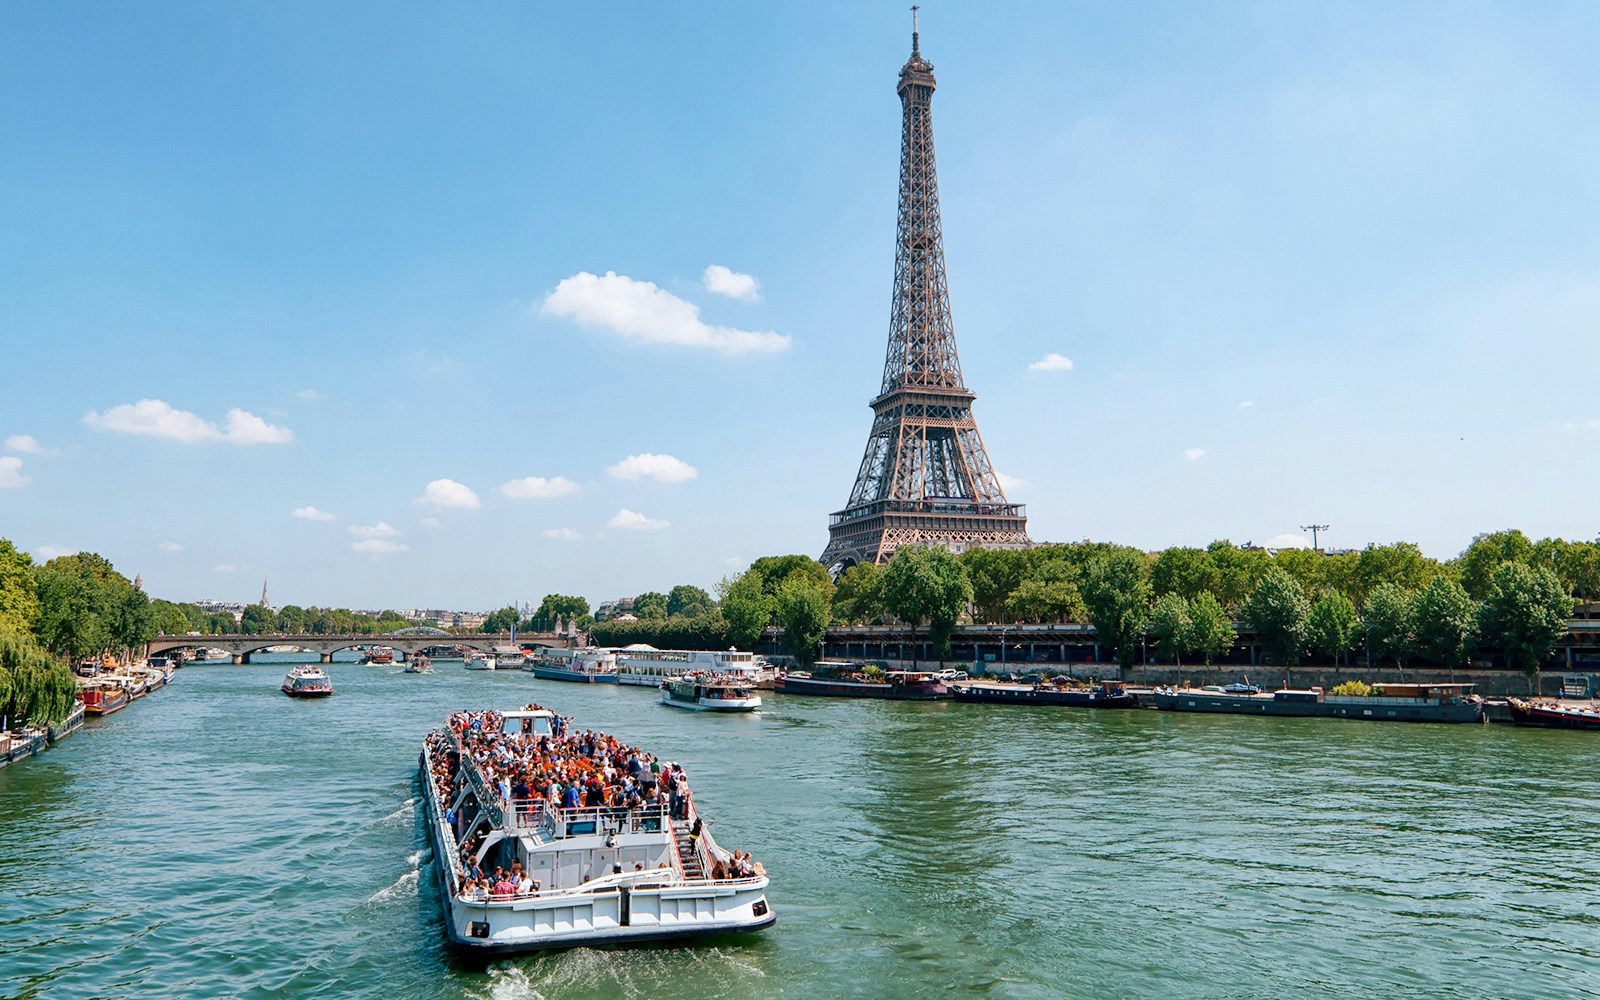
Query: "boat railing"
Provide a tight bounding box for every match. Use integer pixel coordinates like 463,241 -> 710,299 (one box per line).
502,800 -> 672,839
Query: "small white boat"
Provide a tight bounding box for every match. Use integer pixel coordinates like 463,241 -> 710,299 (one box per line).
463,652 -> 497,671
405,655 -> 434,674
282,665 -> 333,697
660,674 -> 763,712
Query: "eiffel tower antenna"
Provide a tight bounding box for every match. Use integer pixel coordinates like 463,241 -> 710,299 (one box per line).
821,18 -> 1031,571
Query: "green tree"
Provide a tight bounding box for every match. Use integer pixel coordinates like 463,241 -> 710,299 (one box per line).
881,546 -> 973,665
0,631 -> 78,726
1186,591 -> 1235,665
831,562 -> 886,625
1007,577 -> 1087,624
31,567 -> 112,661
719,571 -> 775,650
1351,542 -> 1441,603
1478,562 -> 1572,693
1081,548 -> 1151,668
109,586 -> 156,650
0,539 -> 41,636
961,548 -> 1031,622
150,600 -> 193,637
666,585 -> 713,619
746,555 -> 833,597
1306,589 -> 1359,666
632,592 -> 669,620
1272,548 -> 1327,599
1413,577 -> 1477,677
1242,566 -> 1310,666
240,603 -> 275,635
776,575 -> 831,667
1363,582 -> 1418,668
531,594 -> 590,630
1455,530 -> 1534,600
1149,593 -> 1191,665
1206,541 -> 1272,609
481,606 -> 521,632
1150,546 -> 1220,603
275,604 -> 306,634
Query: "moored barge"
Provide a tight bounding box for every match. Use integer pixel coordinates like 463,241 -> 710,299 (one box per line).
1505,698 -> 1600,731
420,707 -> 774,955
1150,683 -> 1484,723
952,679 -> 1135,708
776,665 -> 948,700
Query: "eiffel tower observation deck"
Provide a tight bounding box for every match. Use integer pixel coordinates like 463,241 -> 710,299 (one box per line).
821,13 -> 1032,571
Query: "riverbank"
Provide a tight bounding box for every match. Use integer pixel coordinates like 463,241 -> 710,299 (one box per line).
831,655 -> 1590,699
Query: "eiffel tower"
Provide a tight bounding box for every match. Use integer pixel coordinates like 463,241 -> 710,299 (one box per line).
821,13 -> 1031,571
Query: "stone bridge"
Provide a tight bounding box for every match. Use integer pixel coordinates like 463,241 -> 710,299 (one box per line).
148,631 -> 571,664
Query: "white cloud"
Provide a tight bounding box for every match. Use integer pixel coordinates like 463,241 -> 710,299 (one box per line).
292,505 -> 336,522
348,521 -> 399,538
702,264 -> 762,301
294,388 -> 324,400
420,516 -> 441,528
0,456 -> 28,489
606,453 -> 698,483
213,563 -> 240,573
34,546 -> 71,562
1183,448 -> 1206,461
500,475 -> 580,500
5,434 -> 46,455
158,541 -> 183,552
995,472 -> 1026,492
1586,418 -> 1600,429
352,539 -> 409,555
541,271 -> 790,356
1237,400 -> 1255,409
1265,533 -> 1312,550
1028,353 -> 1074,372
608,508 -> 669,530
222,408 -> 294,445
725,555 -> 747,568
83,399 -> 292,445
542,528 -> 585,542
417,479 -> 481,509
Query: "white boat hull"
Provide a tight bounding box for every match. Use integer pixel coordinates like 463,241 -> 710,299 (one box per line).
660,692 -> 762,712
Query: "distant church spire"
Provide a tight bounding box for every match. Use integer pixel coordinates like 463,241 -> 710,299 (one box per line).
134,573 -> 144,593
260,578 -> 269,608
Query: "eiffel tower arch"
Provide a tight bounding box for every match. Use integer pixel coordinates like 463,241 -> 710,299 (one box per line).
821,16 -> 1031,571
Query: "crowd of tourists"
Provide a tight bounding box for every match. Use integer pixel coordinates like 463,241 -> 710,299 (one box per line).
424,705 -> 762,894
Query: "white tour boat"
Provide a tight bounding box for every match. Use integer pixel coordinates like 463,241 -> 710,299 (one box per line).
615,646 -> 766,687
531,648 -> 618,683
463,651 -> 497,671
281,665 -> 333,698
420,707 -> 775,955
660,674 -> 763,712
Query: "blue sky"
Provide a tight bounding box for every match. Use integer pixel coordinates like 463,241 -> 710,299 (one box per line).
4,1 -> 1600,610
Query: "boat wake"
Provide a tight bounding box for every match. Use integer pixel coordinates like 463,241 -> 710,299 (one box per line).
475,947 -> 768,1000
376,797 -> 416,825
365,869 -> 419,905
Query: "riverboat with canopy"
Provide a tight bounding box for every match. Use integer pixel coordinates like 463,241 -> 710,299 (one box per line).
420,707 -> 775,955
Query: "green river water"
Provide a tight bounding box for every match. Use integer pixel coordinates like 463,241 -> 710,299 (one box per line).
2,655 -> 1597,999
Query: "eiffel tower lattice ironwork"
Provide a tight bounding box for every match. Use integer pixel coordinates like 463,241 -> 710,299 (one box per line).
821,16 -> 1031,570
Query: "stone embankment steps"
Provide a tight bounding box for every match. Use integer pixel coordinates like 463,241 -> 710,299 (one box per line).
673,821 -> 705,879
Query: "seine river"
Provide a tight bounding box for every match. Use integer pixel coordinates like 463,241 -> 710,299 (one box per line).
2,655 -> 1598,999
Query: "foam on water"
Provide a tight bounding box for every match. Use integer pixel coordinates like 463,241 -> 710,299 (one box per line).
365,869 -> 419,905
